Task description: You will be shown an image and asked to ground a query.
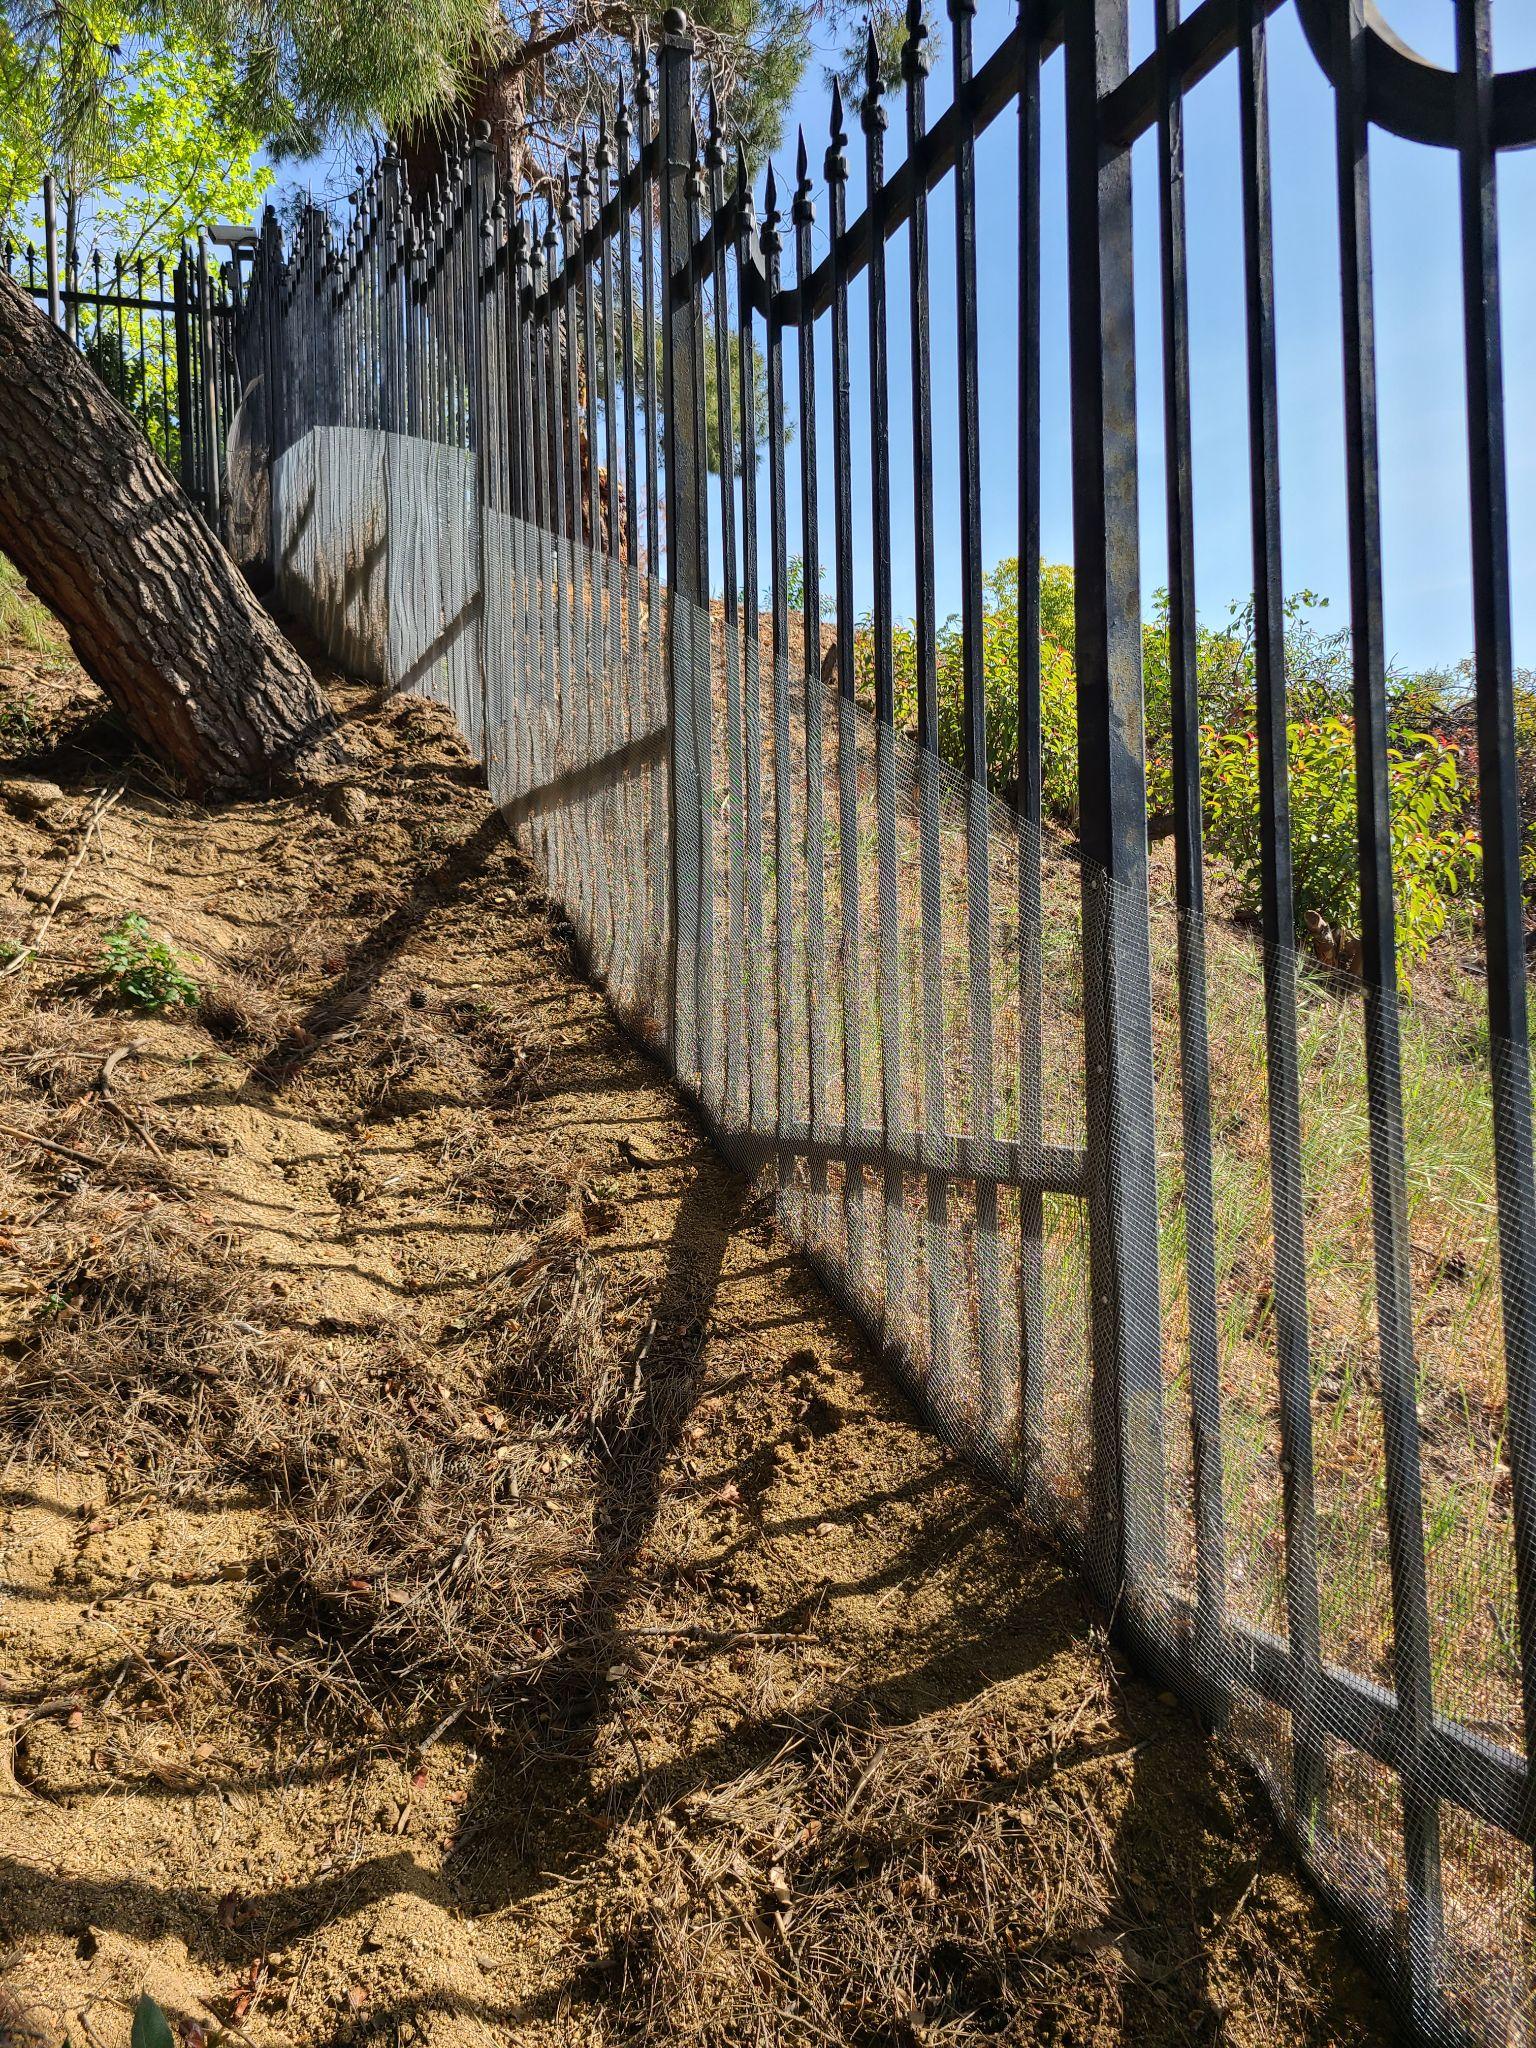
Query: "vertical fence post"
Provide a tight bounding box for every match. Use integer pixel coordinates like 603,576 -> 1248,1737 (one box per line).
41,174 -> 61,328
195,232 -> 223,531
471,121 -> 500,768
173,249 -> 196,505
260,209 -> 286,589
380,149 -> 404,437
659,8 -> 701,1083
1063,0 -> 1168,1618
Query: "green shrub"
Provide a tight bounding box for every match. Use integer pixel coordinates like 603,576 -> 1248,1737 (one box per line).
854,558 -> 1078,812
851,561 -> 1479,975
1197,717 -> 1479,968
1389,665 -> 1457,736
97,913 -> 200,1011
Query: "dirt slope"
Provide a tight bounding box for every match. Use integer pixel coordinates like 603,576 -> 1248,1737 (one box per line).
0,608 -> 1393,2047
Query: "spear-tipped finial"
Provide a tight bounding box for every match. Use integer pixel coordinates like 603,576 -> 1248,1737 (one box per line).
760,160 -> 781,254
560,162 -> 576,226
706,79 -> 725,167
735,139 -> 755,233
792,125 -> 813,224
596,98 -> 612,167
825,76 -> 848,182
902,0 -> 931,80
862,21 -> 887,129
614,80 -> 631,141
544,201 -> 560,250
578,133 -> 594,202
635,27 -> 655,107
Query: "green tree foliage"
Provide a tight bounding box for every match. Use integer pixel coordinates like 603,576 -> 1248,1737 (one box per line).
852,558 -> 1076,811
1,2 -> 268,470
5,0 -> 817,197
1,3 -> 269,248
3,0 -> 493,163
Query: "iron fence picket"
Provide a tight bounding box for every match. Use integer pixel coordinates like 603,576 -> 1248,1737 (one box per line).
1235,0 -> 1325,1831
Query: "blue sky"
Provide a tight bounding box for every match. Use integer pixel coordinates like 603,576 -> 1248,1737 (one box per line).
274,0 -> 1536,674
747,0 -> 1536,675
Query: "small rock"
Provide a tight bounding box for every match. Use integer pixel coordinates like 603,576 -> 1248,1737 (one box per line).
0,776 -> 65,822
325,784 -> 373,827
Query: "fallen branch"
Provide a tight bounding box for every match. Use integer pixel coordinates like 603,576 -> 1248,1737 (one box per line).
0,1118 -> 106,1169
622,1624 -> 817,1650
0,785 -> 123,978
100,1092 -> 167,1160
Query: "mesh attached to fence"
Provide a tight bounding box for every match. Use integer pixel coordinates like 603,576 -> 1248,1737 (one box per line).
269,412 -> 1536,2046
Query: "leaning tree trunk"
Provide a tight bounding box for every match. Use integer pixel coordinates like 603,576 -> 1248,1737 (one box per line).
0,272 -> 342,797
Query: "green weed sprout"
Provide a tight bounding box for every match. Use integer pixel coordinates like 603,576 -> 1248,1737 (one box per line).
97,913 -> 199,1012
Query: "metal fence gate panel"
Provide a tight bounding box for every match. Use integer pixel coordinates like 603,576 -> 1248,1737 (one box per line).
3,231 -> 239,528
229,4 -> 1536,2039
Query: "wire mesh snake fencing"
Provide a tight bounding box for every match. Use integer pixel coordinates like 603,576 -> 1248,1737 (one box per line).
232,3 -> 1536,2038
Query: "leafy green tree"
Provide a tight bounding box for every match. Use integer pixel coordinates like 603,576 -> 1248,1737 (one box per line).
2,4 -> 268,469
2,4 -> 268,255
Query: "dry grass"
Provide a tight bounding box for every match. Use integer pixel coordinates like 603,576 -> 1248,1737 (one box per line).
587,1661 -> 1353,2048
0,948 -> 629,1746
195,968 -> 295,1049
265,1226 -> 623,1731
0,553 -> 57,659
0,1120 -> 638,1740
0,619 -> 1402,2048
0,1191 -> 277,1482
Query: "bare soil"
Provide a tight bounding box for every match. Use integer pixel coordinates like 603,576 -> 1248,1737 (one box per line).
0,604 -> 1395,2047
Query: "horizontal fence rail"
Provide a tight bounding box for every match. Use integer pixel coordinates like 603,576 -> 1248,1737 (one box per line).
3,230 -> 240,528
234,4 -> 1536,2039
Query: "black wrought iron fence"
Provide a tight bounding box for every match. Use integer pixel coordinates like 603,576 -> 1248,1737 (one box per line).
234,3 -> 1536,2039
3,230 -> 240,527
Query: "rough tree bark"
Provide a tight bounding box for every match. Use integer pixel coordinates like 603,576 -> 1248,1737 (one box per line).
0,272 -> 343,797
